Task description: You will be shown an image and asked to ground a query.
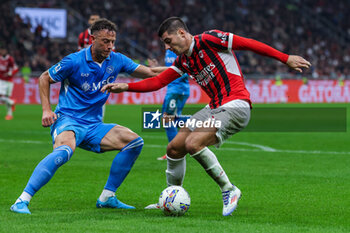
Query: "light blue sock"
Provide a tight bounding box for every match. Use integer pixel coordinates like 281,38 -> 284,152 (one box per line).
165,126 -> 178,142
24,145 -> 73,196
104,137 -> 144,192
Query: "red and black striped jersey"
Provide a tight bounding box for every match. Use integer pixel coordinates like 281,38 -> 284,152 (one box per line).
78,28 -> 92,50
0,55 -> 18,81
172,30 -> 250,109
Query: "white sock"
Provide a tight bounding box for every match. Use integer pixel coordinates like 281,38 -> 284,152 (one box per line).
99,189 -> 115,202
6,102 -> 13,116
191,147 -> 234,192
16,192 -> 32,204
166,155 -> 186,186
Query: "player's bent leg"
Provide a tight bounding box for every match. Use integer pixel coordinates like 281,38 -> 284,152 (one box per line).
164,128 -> 190,186
185,128 -> 240,216
11,131 -> 75,214
97,126 -> 143,209
144,128 -> 190,210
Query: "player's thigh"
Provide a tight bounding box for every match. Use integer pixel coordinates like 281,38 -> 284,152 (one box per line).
100,125 -> 139,151
167,127 -> 191,158
185,127 -> 218,155
0,80 -> 9,96
53,130 -> 76,151
6,81 -> 14,97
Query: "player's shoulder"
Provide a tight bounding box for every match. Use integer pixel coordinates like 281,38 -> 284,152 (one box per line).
62,49 -> 84,65
202,29 -> 227,37
109,51 -> 134,62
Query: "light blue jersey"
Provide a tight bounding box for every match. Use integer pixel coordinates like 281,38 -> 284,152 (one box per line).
48,46 -> 139,123
165,50 -> 189,95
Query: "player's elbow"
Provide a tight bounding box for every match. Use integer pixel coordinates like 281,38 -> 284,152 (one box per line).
39,71 -> 55,85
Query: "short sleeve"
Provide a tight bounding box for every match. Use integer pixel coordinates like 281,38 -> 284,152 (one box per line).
48,55 -> 74,82
121,54 -> 140,74
201,30 -> 233,52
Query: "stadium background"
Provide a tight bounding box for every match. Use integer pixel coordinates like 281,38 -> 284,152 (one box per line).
1,0 -> 350,104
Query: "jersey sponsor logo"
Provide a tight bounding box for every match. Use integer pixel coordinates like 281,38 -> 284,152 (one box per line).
81,81 -> 91,92
80,76 -> 115,92
106,66 -> 114,74
81,73 -> 89,77
194,62 -> 216,86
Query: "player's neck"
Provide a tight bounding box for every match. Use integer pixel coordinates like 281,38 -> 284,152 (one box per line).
91,46 -> 105,63
184,35 -> 194,56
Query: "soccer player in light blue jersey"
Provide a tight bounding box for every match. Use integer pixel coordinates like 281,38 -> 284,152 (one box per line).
10,19 -> 166,214
157,49 -> 189,160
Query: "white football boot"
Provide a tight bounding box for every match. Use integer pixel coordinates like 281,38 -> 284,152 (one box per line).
222,186 -> 241,216
144,203 -> 160,209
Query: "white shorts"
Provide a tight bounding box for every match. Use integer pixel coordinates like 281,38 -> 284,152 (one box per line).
188,99 -> 251,148
0,79 -> 14,97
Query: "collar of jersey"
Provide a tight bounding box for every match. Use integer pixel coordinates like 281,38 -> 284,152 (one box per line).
186,37 -> 195,57
85,45 -> 111,62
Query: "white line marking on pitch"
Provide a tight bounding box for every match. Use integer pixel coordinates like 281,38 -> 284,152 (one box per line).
143,135 -> 276,152
1,138 -> 350,155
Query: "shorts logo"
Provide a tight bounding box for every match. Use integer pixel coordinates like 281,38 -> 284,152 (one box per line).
143,109 -> 162,129
106,66 -> 114,74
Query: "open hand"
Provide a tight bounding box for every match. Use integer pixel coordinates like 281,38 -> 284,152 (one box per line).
101,83 -> 129,94
286,55 -> 311,73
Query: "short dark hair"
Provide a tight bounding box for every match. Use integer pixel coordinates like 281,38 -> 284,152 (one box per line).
90,18 -> 117,35
158,17 -> 189,37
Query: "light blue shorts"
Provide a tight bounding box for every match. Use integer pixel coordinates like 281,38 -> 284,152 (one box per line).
162,93 -> 189,115
50,114 -> 116,153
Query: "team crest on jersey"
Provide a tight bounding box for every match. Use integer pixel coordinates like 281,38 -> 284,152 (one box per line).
81,81 -> 91,92
106,66 -> 114,74
198,50 -> 204,58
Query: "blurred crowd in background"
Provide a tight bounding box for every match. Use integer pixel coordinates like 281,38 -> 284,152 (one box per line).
1,0 -> 349,79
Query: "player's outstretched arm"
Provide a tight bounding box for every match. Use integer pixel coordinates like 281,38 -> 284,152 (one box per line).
131,64 -> 168,79
101,83 -> 129,94
286,55 -> 311,73
232,35 -> 311,72
38,70 -> 57,127
101,68 -> 181,94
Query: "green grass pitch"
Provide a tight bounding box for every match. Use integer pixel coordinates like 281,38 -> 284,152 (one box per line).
0,103 -> 349,233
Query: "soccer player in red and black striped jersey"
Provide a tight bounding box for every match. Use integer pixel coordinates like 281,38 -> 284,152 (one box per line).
102,17 -> 311,216
78,14 -> 100,50
0,45 -> 18,120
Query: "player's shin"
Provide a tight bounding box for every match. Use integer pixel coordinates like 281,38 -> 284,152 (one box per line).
101,137 -> 143,200
20,145 -> 73,201
191,147 -> 233,191
166,155 -> 186,186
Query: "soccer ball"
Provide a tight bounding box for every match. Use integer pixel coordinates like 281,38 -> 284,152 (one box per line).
158,185 -> 191,216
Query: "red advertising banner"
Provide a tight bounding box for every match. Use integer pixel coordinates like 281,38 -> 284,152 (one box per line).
10,77 -> 350,104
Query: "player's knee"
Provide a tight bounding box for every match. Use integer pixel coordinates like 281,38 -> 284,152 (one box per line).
166,141 -> 186,158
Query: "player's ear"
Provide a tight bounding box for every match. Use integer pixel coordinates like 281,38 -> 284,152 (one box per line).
91,34 -> 96,43
177,28 -> 186,37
